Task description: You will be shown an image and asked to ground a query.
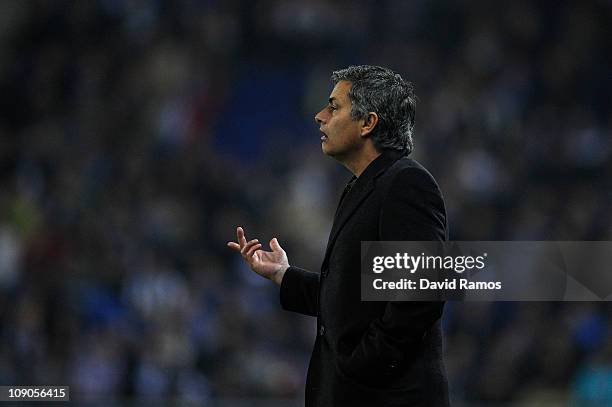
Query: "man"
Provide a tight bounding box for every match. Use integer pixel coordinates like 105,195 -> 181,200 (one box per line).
228,65 -> 449,406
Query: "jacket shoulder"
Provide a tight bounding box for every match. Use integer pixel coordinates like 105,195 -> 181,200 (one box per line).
378,157 -> 448,240
379,157 -> 442,193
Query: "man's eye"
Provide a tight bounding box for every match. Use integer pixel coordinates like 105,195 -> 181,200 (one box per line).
329,105 -> 338,111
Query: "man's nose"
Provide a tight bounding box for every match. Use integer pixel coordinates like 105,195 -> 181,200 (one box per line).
314,110 -> 324,124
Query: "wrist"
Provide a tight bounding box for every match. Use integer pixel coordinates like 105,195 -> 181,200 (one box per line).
273,265 -> 290,285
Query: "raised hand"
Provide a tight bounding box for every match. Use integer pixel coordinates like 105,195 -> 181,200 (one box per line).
227,226 -> 290,285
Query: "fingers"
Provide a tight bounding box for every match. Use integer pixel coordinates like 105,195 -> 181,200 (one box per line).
270,237 -> 284,252
227,241 -> 241,251
237,226 -> 247,247
227,226 -> 249,252
245,243 -> 262,259
228,229 -> 283,264
241,239 -> 259,257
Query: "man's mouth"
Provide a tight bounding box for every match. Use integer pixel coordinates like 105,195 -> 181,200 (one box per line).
320,131 -> 328,142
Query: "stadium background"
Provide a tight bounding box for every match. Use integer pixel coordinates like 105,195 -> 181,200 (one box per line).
0,0 -> 610,405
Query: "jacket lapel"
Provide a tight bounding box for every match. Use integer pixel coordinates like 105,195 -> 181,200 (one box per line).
321,150 -> 406,271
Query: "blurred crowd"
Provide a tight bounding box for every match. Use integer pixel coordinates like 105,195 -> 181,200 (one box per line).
0,0 -> 610,405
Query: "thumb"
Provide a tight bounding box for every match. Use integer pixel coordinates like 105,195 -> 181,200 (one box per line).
270,237 -> 284,252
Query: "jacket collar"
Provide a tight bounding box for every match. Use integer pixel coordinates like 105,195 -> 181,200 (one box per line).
321,149 -> 406,272
355,148 -> 406,183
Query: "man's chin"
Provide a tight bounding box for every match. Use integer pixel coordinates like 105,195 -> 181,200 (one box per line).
321,144 -> 336,157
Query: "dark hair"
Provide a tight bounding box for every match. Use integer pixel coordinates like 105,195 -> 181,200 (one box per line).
331,65 -> 416,154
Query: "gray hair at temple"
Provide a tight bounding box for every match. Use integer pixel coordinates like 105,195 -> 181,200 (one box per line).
331,65 -> 416,154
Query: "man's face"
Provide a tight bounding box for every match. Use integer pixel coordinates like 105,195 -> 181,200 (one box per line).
315,80 -> 364,159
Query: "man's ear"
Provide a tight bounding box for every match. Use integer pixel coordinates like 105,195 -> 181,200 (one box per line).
360,112 -> 379,137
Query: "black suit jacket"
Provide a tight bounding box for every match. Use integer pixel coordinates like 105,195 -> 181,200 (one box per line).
280,150 -> 450,406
